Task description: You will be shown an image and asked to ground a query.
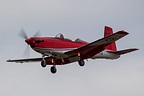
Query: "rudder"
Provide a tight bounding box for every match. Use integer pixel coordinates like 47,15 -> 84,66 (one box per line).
104,26 -> 117,51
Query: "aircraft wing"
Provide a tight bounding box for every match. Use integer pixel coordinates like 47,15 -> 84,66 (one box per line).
7,58 -> 42,63
65,31 -> 129,60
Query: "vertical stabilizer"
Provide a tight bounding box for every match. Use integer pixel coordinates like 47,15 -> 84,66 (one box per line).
104,26 -> 117,51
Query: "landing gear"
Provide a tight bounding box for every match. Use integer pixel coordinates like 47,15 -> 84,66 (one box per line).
41,60 -> 46,67
78,60 -> 85,66
50,66 -> 57,74
41,54 -> 47,67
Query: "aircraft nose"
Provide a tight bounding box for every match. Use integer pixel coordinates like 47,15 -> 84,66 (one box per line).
25,38 -> 31,45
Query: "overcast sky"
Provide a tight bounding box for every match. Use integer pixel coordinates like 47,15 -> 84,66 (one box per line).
0,0 -> 143,96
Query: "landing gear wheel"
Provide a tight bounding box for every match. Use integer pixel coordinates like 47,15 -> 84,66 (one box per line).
78,60 -> 85,66
50,66 -> 57,74
41,60 -> 46,67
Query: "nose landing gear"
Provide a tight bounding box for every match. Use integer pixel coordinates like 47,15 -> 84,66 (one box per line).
78,60 -> 85,67
41,60 -> 57,74
50,66 -> 57,74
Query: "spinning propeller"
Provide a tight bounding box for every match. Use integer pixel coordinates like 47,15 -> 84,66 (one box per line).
19,29 -> 41,57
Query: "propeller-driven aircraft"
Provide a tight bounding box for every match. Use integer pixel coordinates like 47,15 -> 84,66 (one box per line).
7,26 -> 138,74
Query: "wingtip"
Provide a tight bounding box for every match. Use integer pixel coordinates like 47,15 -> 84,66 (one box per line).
117,30 -> 129,35
6,59 -> 11,62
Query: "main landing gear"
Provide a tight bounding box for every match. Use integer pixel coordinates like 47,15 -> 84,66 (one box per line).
41,56 -> 85,74
41,54 -> 47,67
41,60 -> 46,67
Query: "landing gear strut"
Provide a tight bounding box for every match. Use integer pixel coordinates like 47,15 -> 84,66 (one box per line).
50,66 -> 57,74
78,60 -> 85,66
41,54 -> 48,67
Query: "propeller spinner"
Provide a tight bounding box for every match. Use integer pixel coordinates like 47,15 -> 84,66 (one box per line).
19,29 -> 41,57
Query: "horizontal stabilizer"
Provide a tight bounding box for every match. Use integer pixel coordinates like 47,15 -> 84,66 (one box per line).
108,48 -> 138,55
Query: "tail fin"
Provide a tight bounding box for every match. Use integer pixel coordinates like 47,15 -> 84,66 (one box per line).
104,26 -> 117,51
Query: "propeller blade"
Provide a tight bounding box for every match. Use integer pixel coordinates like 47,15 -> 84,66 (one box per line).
33,30 -> 41,37
19,28 -> 28,39
23,45 -> 30,57
19,29 -> 41,57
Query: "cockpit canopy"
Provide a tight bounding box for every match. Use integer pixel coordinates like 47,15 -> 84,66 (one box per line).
75,38 -> 83,42
55,33 -> 84,43
55,33 -> 64,39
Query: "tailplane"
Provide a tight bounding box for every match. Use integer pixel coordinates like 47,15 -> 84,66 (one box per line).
104,26 -> 138,56
104,26 -> 117,51
107,48 -> 138,55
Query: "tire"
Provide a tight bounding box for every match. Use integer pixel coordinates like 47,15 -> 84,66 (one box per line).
41,60 -> 46,67
50,66 -> 57,74
78,60 -> 85,66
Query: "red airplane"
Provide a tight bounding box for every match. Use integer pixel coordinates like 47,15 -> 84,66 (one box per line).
7,26 -> 138,74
